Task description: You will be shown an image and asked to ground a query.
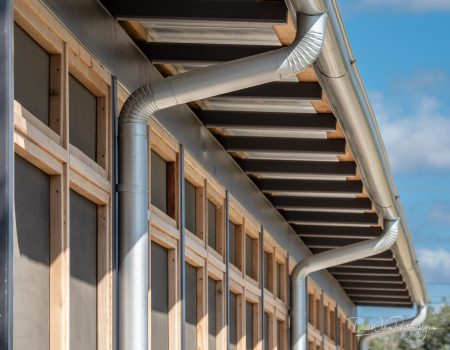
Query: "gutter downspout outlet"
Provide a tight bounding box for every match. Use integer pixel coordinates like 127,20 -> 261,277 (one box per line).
291,219 -> 399,350
358,304 -> 428,350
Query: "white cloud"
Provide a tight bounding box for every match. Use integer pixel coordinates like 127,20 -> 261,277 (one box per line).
418,248 -> 450,281
372,90 -> 450,171
355,0 -> 450,12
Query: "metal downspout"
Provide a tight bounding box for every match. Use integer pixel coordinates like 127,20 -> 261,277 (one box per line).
117,12 -> 327,350
0,0 -> 14,348
358,304 -> 428,350
291,219 -> 400,350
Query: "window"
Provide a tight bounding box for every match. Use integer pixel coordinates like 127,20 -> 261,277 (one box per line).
14,23 -> 50,126
70,190 -> 97,350
263,312 -> 270,350
229,221 -> 237,266
230,292 -> 238,350
185,179 -> 197,234
308,293 -> 315,325
69,74 -> 97,161
208,278 -> 218,350
245,235 -> 256,279
246,302 -> 254,350
13,155 -> 50,350
277,320 -> 285,350
263,251 -> 273,292
151,151 -> 168,213
276,262 -> 282,299
330,309 -> 336,341
186,263 -> 198,350
315,298 -> 322,331
324,304 -> 330,337
151,150 -> 177,219
208,200 -> 217,249
151,242 -> 169,350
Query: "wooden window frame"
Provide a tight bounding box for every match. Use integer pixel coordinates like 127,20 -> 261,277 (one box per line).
229,283 -> 245,350
13,1 -> 114,349
206,183 -> 225,260
207,266 -> 226,350
150,226 -> 179,350
185,250 -> 207,350
244,222 -> 260,286
275,314 -> 287,350
184,156 -> 206,242
229,200 -> 244,274
244,291 -> 261,350
263,306 -> 275,350
263,243 -> 274,295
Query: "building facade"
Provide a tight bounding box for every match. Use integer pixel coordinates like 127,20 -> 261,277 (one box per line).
0,0 -> 427,350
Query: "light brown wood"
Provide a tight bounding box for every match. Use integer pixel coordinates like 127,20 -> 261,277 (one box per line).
119,20 -> 150,42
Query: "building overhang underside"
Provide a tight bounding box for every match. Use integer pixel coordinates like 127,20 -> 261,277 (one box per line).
102,0 -> 427,308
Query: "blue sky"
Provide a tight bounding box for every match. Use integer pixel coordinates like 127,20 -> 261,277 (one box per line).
338,1 -> 450,319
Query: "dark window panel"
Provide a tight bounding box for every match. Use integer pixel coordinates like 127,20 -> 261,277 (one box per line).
69,74 -> 97,160
13,155 -> 50,350
208,278 -> 217,350
263,252 -> 269,290
151,151 -> 168,213
151,242 -> 169,350
208,200 -> 217,249
276,262 -> 282,299
14,24 -> 50,125
186,263 -> 198,350
70,190 -> 97,350
185,179 -> 196,234
264,312 -> 270,350
246,302 -> 254,350
229,221 -> 237,266
230,292 -> 238,350
246,235 -> 256,279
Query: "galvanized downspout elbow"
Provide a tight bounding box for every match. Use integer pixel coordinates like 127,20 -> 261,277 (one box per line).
291,219 -> 400,350
358,304 -> 428,350
117,12 -> 327,350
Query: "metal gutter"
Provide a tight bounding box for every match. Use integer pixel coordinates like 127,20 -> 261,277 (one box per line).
358,305 -> 428,350
291,219 -> 399,350
288,0 -> 428,306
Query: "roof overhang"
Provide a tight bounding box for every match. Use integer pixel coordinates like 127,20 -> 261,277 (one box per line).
103,0 -> 427,308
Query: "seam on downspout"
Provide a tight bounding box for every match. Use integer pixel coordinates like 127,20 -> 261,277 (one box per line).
358,304 -> 428,350
291,219 -> 399,350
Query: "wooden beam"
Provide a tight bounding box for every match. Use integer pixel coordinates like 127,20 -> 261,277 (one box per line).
270,196 -> 371,211
254,179 -> 362,194
105,0 -> 288,23
195,109 -> 336,131
218,136 -> 346,154
281,210 -> 379,225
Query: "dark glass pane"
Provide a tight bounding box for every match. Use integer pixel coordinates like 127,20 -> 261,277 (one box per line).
185,180 -> 196,234
151,151 -> 168,213
14,24 -> 50,125
208,200 -> 217,249
70,190 -> 97,350
69,74 -> 97,160
186,263 -> 198,350
229,221 -> 236,265
14,155 -> 50,350
246,302 -> 254,350
151,242 -> 169,350
208,278 -> 217,350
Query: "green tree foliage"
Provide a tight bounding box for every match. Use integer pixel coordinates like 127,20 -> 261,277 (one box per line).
366,305 -> 450,350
